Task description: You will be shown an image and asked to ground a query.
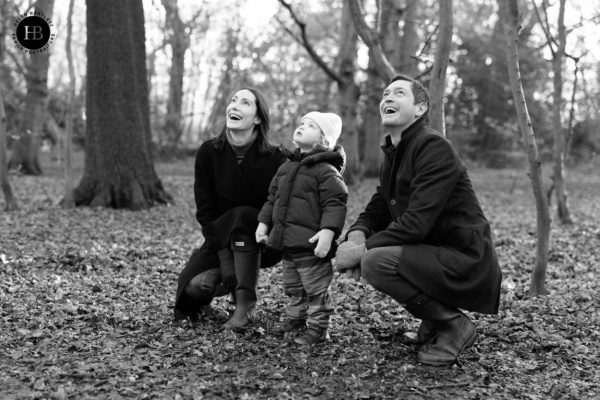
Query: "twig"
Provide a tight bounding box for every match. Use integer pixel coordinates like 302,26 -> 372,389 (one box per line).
409,382 -> 471,390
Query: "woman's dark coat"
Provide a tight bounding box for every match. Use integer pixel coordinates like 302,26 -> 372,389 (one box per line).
258,145 -> 348,257
174,138 -> 286,319
350,119 -> 502,314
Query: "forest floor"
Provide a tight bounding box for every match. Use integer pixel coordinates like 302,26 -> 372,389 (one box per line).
1,153 -> 600,399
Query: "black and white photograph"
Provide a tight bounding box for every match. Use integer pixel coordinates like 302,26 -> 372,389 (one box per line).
1,0 -> 599,398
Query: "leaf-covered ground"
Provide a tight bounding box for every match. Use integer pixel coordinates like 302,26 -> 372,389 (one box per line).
1,157 -> 599,399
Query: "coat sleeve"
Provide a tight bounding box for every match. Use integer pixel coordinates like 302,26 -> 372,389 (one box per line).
317,165 -> 348,236
366,135 -> 465,249
194,143 -> 220,248
349,185 -> 392,239
257,167 -> 281,227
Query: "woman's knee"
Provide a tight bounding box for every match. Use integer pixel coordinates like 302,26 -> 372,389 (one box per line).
183,269 -> 220,299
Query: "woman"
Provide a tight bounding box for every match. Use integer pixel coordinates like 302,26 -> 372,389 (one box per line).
174,87 -> 286,329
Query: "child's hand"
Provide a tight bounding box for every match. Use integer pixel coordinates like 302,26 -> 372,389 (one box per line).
255,222 -> 269,244
309,229 -> 335,258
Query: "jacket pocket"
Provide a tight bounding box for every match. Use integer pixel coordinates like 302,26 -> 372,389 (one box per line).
437,227 -> 480,278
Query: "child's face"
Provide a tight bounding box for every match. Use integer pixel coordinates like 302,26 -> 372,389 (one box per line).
293,117 -> 322,151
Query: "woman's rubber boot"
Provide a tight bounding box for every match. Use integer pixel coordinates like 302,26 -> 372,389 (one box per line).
402,293 -> 476,366
223,250 -> 261,330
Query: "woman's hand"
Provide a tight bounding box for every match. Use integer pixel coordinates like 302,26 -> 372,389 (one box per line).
309,229 -> 335,258
255,222 -> 269,244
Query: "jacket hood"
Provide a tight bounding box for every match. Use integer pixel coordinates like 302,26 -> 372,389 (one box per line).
280,145 -> 346,174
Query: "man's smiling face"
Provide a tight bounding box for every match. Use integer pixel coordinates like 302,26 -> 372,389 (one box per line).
380,79 -> 427,132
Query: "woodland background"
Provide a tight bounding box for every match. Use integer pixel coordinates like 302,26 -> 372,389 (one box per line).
1,0 -> 600,399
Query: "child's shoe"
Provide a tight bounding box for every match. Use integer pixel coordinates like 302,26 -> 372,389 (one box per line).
272,319 -> 306,334
294,326 -> 330,345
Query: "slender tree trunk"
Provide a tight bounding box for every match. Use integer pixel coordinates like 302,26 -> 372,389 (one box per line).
498,0 -> 550,296
346,0 -> 395,82
279,0 -> 361,183
398,0 -> 420,75
62,0 -> 76,208
337,0 -> 361,184
551,0 -> 571,224
380,0 -> 403,68
564,62 -> 579,164
362,0 -> 405,177
9,0 -> 55,175
361,57 -> 384,177
0,91 -> 18,211
206,26 -> 237,137
75,0 -> 172,210
428,0 -> 452,136
162,0 -> 190,150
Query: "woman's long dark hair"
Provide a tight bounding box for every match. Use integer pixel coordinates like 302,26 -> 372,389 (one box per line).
212,87 -> 276,155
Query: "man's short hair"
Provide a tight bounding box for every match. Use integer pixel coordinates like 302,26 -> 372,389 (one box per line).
389,74 -> 430,123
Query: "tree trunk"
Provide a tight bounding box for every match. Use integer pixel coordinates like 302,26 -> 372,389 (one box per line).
279,0 -> 361,183
62,0 -> 76,208
75,0 -> 172,210
362,0 -> 404,177
346,0 -> 395,82
550,0 -> 572,224
428,0 -> 452,136
162,0 -> 190,150
9,0 -> 55,175
380,0 -> 403,68
205,26 -> 237,137
361,56 -> 385,177
563,62 -> 579,164
0,91 -> 18,211
337,0 -> 361,184
398,0 -> 420,75
498,0 -> 550,297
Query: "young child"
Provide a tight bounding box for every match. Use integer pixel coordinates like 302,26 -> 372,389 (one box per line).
256,111 -> 348,345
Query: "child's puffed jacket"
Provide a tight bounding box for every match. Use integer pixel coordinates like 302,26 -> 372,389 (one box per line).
258,145 -> 348,257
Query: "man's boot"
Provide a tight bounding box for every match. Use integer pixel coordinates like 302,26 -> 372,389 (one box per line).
223,250 -> 260,329
402,320 -> 436,345
402,293 -> 476,366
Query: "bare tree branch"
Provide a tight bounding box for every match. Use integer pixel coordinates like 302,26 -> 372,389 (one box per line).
278,0 -> 342,84
532,0 -> 557,56
345,0 -> 395,82
7,52 -> 28,79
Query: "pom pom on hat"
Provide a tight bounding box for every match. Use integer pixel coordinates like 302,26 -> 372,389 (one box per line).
302,111 -> 342,149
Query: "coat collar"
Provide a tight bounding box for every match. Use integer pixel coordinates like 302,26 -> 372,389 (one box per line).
281,145 -> 346,174
381,118 -> 426,152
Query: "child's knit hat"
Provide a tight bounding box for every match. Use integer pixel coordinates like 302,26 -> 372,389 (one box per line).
302,111 -> 342,149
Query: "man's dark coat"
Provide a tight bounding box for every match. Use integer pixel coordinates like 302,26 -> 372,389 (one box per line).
350,119 -> 502,314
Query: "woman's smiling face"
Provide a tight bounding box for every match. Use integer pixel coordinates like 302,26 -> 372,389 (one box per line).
226,89 -> 261,133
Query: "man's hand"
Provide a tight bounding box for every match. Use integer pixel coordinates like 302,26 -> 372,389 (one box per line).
255,222 -> 269,244
347,230 -> 366,245
309,229 -> 335,258
334,241 -> 366,273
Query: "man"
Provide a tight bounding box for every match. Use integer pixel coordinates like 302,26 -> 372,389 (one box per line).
336,74 -> 502,366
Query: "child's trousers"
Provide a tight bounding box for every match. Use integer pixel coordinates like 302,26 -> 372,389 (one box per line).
282,252 -> 334,329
